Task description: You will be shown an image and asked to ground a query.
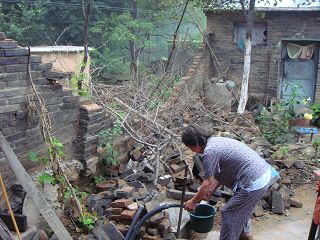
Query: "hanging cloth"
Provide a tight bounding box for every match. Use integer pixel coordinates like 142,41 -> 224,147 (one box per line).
287,42 -> 315,60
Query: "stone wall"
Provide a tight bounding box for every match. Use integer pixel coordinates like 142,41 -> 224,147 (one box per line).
206,10 -> 320,102
0,34 -> 104,189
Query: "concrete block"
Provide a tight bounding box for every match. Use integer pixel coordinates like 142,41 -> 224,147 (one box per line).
272,190 -> 286,214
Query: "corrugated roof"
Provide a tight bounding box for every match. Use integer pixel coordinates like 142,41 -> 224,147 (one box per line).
30,46 -> 93,53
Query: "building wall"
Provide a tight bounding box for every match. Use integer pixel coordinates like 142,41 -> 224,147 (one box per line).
30,50 -> 91,88
206,10 -> 320,102
0,37 -> 103,189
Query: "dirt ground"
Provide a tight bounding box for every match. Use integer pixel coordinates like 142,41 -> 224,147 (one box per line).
203,184 -> 317,240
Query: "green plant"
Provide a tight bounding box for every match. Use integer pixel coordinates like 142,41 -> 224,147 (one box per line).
98,122 -> 124,166
311,103 -> 320,120
282,82 -> 310,119
79,210 -> 97,231
93,175 -> 106,185
257,103 -> 290,144
313,138 -> 320,157
271,145 -> 289,159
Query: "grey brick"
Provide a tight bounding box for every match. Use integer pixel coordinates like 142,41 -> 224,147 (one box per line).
0,98 -> 8,105
0,57 -> 20,65
63,95 -> 80,103
5,64 -> 28,73
43,70 -> 68,79
0,40 -> 18,49
0,50 -> 4,57
18,71 -> 42,80
0,104 -> 20,113
5,48 -> 29,56
8,96 -> 26,104
31,63 -> 53,71
6,80 -> 29,88
44,97 -> 63,105
0,82 -> 6,89
15,111 -> 28,119
46,105 -> 60,112
0,66 -> 5,73
0,73 -> 19,82
32,78 -> 49,85
30,55 -> 42,63
61,101 -> 79,109
0,88 -> 18,97
18,56 -> 42,64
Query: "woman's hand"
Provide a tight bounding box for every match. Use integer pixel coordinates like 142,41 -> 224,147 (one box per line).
185,198 -> 197,212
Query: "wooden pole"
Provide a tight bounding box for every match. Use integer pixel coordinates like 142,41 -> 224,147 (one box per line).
0,174 -> 19,239
0,131 -> 73,240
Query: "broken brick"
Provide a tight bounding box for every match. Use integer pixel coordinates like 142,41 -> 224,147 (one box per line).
121,210 -> 136,220
110,198 -> 133,208
288,198 -> 303,208
156,218 -> 170,232
110,215 -> 122,222
111,208 -> 123,215
127,202 -> 138,211
147,228 -> 160,236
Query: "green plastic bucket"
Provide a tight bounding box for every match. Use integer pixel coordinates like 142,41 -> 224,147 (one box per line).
189,204 -> 216,233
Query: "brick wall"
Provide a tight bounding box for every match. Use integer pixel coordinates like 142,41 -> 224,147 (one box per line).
0,35 -> 105,189
206,10 -> 320,102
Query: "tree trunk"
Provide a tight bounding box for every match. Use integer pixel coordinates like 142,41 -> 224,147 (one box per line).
0,132 -> 73,240
237,0 -> 255,114
78,0 -> 91,94
129,0 -> 139,82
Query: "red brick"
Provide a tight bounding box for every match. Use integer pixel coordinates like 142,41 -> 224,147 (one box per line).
121,210 -> 136,220
110,198 -> 133,208
157,218 -> 170,232
110,208 -> 124,215
110,215 -> 122,222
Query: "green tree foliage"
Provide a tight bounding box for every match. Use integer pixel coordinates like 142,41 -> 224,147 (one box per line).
0,1 -> 47,46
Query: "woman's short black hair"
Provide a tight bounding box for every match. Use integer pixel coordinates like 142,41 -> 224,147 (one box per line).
181,125 -> 210,147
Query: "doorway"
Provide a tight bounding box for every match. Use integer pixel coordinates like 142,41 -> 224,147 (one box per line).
280,40 -> 319,103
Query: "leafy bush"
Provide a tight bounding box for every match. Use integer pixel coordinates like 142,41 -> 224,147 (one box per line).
311,103 -> 320,120
98,122 -> 124,166
257,103 -> 290,144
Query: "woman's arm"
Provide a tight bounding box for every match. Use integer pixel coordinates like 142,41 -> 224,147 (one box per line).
185,176 -> 221,211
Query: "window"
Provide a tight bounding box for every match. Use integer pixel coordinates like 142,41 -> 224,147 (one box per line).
234,23 -> 267,45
